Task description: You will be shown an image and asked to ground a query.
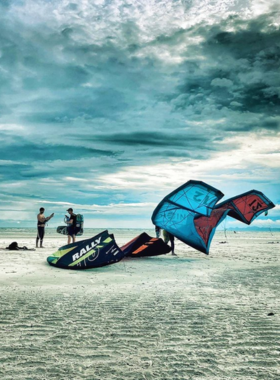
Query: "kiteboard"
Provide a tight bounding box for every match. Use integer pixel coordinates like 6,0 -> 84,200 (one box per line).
56,225 -> 84,236
57,214 -> 84,236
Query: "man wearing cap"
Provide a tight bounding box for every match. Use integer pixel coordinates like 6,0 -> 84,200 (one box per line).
66,208 -> 80,244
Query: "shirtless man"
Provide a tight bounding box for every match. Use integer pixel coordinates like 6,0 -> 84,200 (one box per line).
36,208 -> 54,248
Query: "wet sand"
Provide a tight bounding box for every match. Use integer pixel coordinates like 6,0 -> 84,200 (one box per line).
0,230 -> 279,379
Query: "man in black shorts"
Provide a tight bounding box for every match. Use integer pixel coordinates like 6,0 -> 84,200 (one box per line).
66,208 -> 81,244
163,229 -> 176,255
36,207 -> 54,248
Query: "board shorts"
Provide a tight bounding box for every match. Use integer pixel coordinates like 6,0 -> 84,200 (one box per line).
67,226 -> 81,237
37,226 -> 45,241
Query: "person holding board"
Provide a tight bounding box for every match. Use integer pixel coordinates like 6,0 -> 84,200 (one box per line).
66,208 -> 81,245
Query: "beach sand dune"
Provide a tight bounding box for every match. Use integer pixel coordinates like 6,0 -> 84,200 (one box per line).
0,230 -> 279,379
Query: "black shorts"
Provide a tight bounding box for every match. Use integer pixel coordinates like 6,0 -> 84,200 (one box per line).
67,226 -> 81,237
37,226 -> 45,240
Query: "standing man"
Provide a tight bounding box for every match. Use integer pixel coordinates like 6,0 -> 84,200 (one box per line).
163,229 -> 176,255
36,207 -> 54,248
155,225 -> 161,238
66,208 -> 81,245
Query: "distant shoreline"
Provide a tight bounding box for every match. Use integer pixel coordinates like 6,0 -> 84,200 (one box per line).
0,227 -> 279,232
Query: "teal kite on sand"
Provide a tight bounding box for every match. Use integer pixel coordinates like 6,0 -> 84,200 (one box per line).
152,180 -> 275,254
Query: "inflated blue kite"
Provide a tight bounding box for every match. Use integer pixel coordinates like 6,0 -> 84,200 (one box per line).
151,180 -> 275,254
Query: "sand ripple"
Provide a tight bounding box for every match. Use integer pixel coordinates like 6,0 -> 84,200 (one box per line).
1,265 -> 280,379
0,231 -> 279,379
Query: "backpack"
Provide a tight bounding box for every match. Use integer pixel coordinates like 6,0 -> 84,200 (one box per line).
7,241 -> 19,250
76,214 -> 84,227
6,242 -> 31,250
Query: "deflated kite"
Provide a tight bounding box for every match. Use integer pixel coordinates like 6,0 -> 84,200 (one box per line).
121,232 -> 171,257
47,230 -> 124,269
47,231 -> 172,270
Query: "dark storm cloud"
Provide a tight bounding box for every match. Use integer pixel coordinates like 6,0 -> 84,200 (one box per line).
0,133 -> 126,186
1,7 -> 278,157
0,12 -> 138,125
80,131 -> 209,147
165,13 -> 280,132
21,88 -> 129,124
0,137 -> 118,162
1,3 -> 279,135
0,163 -> 32,181
1,5 -> 279,140
0,190 -> 46,200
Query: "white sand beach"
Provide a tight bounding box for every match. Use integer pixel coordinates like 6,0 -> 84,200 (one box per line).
0,228 -> 279,379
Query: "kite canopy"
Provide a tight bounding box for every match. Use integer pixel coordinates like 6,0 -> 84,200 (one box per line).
152,180 -> 275,254
47,231 -> 172,270
121,232 -> 171,257
47,230 -> 124,269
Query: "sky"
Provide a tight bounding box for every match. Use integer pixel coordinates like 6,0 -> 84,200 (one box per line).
0,0 -> 279,229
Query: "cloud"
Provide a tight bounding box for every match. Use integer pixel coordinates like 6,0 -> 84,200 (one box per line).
211,78 -> 234,88
0,1 -> 279,226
